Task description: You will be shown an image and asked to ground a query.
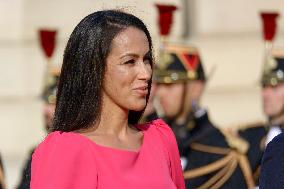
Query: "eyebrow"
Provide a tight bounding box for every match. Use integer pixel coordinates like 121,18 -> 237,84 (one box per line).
119,51 -> 151,59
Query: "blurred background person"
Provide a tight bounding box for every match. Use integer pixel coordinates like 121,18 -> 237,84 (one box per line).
154,44 -> 208,159
16,66 -> 60,189
0,155 -> 6,189
232,13 -> 282,187
154,42 -> 258,189
151,4 -> 264,188
237,48 -> 284,188
261,48 -> 284,143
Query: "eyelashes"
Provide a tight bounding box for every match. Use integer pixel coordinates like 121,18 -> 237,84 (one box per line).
124,59 -> 136,64
124,58 -> 152,65
122,51 -> 152,65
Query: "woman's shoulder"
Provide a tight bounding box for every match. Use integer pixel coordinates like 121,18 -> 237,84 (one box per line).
137,119 -> 175,140
33,131 -> 93,159
139,119 -> 185,189
137,118 -> 169,130
31,131 -> 98,188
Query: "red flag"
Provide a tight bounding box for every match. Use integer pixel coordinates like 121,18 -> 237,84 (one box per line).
155,4 -> 177,36
260,12 -> 279,41
39,29 -> 57,58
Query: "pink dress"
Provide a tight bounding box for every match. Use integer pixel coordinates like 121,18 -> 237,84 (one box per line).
31,119 -> 185,189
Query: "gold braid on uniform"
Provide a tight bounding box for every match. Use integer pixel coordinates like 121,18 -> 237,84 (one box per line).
230,121 -> 269,181
0,165 -> 7,189
183,129 -> 255,189
253,165 -> 261,183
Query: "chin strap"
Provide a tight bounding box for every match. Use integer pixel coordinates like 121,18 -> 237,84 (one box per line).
172,82 -> 188,121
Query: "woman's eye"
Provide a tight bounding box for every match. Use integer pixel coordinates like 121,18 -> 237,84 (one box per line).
124,59 -> 135,64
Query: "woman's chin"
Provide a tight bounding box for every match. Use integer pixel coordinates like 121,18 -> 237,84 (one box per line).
129,101 -> 147,111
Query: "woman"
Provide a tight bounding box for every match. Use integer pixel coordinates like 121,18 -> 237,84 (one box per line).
31,10 -> 185,189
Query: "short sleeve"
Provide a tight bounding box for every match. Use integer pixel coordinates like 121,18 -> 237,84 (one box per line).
30,132 -> 97,189
152,119 -> 186,189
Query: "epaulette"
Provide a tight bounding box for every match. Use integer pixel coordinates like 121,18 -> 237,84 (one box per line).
222,121 -> 269,152
220,128 -> 249,154
183,123 -> 260,188
184,142 -> 255,188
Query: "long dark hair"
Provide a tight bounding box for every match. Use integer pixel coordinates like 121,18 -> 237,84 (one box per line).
51,10 -> 153,132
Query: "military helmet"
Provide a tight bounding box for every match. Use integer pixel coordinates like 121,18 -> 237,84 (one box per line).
262,48 -> 284,87
42,66 -> 60,104
153,44 -> 206,84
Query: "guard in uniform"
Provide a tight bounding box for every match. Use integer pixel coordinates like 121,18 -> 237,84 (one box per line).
260,48 -> 284,141
150,3 -> 261,188
16,67 -> 60,189
229,12 -> 282,187
154,43 -> 259,189
239,48 -> 284,188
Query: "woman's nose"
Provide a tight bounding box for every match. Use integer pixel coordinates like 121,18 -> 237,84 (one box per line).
137,62 -> 152,81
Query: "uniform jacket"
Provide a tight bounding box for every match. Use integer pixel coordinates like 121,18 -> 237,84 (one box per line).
259,132 -> 284,189
166,111 -> 266,189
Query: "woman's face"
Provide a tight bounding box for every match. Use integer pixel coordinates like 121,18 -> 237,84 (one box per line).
103,27 -> 152,112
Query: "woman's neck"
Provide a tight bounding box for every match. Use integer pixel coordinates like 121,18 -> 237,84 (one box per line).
92,94 -> 132,137
100,107 -> 129,133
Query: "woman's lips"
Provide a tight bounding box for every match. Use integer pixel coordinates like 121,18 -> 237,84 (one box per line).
133,86 -> 148,96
